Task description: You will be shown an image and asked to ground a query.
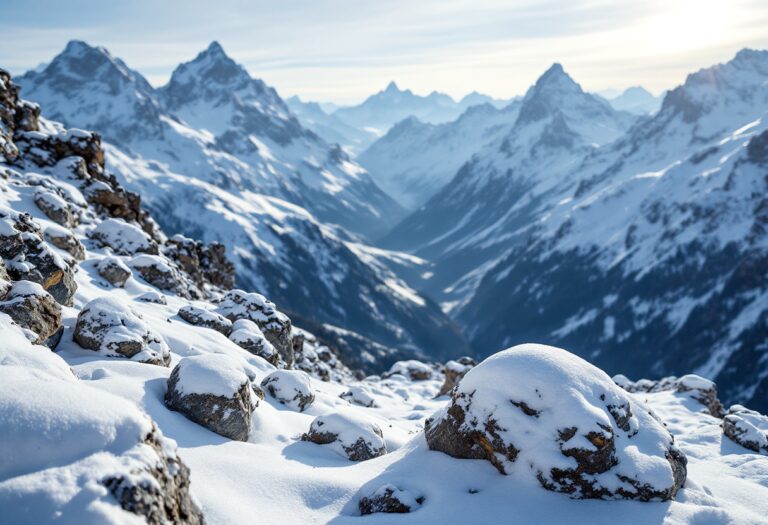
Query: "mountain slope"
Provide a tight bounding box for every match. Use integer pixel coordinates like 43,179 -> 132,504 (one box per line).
604,86 -> 662,115
380,64 -> 636,304
17,41 -> 468,369
458,49 -> 768,411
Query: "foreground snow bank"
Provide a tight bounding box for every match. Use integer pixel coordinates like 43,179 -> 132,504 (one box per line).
426,344 -> 686,500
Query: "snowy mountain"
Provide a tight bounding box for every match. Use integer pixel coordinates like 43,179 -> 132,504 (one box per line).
358,101 -> 521,209
380,63 -> 636,302
17,41 -> 467,369
455,49 -> 768,411
286,95 -> 379,154
604,86 -> 662,115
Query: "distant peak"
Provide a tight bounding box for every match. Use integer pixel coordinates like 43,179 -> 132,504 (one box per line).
206,41 -> 225,56
528,62 -> 582,97
385,81 -> 400,93
63,40 -> 92,53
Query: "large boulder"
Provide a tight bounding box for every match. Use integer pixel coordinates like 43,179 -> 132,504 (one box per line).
73,296 -> 170,366
165,354 -> 258,441
0,280 -> 62,348
178,305 -> 232,335
261,369 -> 315,412
228,318 -> 277,364
425,344 -> 687,501
722,405 -> 768,454
359,484 -> 424,515
302,413 -> 387,461
216,289 -> 293,364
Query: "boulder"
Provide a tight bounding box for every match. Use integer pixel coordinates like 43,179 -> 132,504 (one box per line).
613,373 -> 724,418
97,256 -> 132,287
130,254 -> 201,299
74,296 -> 170,366
722,405 -> 768,454
136,290 -> 168,304
34,189 -> 75,227
302,413 -> 386,461
426,344 -> 687,501
261,369 -> 315,412
340,385 -> 377,408
359,484 -> 424,515
91,218 -> 158,255
437,356 -> 476,396
0,280 -> 62,348
165,354 -> 258,441
228,318 -> 277,364
44,224 -> 85,260
384,360 -> 433,381
165,234 -> 235,291
178,305 -> 232,335
216,289 -> 293,364
293,328 -> 354,383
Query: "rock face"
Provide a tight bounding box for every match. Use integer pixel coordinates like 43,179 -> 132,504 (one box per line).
97,256 -> 132,287
165,354 -> 257,441
261,369 -> 315,412
614,374 -> 725,418
722,405 -> 768,454
228,318 -> 276,364
359,484 -> 424,515
0,280 -> 62,347
425,344 -> 687,501
216,289 -> 293,364
437,356 -> 476,396
103,424 -> 205,525
178,305 -> 232,335
302,413 -> 386,461
165,234 -> 235,291
383,360 -> 433,381
74,296 -> 170,366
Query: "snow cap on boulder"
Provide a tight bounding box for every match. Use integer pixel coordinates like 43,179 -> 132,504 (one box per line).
425,344 -> 687,501
91,217 -> 158,255
384,359 -> 433,381
261,369 -> 314,412
722,405 -> 768,454
302,412 -> 387,461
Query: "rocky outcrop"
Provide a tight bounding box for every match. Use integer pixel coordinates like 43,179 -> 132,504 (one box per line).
91,218 -> 158,255
614,374 -> 725,418
0,280 -> 62,347
74,296 -> 170,365
165,354 -> 257,441
302,413 -> 386,461
261,369 -> 314,412
97,256 -> 132,287
359,484 -> 424,515
722,405 -> 768,454
293,329 -> 354,382
103,424 -> 205,525
437,356 -> 476,396
216,289 -> 293,364
130,254 -> 202,299
426,344 -> 687,501
44,225 -> 85,260
178,305 -> 232,335
34,189 -> 76,227
165,234 -> 235,291
228,318 -> 276,364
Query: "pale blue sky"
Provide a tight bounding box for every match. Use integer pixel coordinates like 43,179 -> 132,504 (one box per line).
2,0 -> 767,103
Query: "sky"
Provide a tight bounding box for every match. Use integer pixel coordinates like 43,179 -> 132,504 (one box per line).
2,0 -> 767,104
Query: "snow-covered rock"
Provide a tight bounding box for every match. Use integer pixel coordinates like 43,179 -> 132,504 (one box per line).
722,405 -> 768,454
426,344 -> 687,501
385,360 -> 433,381
165,354 -> 257,441
130,254 -> 200,299
90,217 -> 158,255
302,412 -> 387,461
437,356 -> 476,396
261,369 -> 315,412
614,374 -> 724,418
0,280 -> 61,347
34,188 -> 75,226
97,256 -> 131,287
340,385 -> 378,408
228,318 -> 276,364
358,483 -> 424,515
177,304 -> 232,335
44,223 -> 85,260
74,296 -> 170,366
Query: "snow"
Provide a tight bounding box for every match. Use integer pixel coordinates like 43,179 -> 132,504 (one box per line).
261,369 -> 314,411
170,354 -> 251,398
91,218 -> 155,255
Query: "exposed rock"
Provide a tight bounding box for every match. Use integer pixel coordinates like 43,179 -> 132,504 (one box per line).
426,344 -> 687,501
103,424 -> 205,525
228,318 -> 276,364
91,218 -> 158,255
34,189 -> 74,226
130,254 -> 202,299
165,354 -> 257,441
74,296 -> 170,366
302,413 -> 386,461
613,373 -> 724,418
178,305 -> 232,335
261,369 -> 314,412
165,234 -> 235,291
293,329 -> 354,382
359,484 -> 424,515
44,224 -> 85,260
216,289 -> 292,363
722,405 -> 768,454
136,290 -> 167,304
437,356 -> 476,396
0,280 -> 61,348
383,359 -> 433,381
97,256 -> 132,287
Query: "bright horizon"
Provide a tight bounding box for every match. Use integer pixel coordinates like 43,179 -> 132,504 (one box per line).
2,0 -> 767,104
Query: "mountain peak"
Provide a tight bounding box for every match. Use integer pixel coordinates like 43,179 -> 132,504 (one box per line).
534,62 -> 580,93
385,80 -> 401,93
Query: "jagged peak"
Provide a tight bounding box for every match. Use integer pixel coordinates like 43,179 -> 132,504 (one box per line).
384,80 -> 400,93
532,63 -> 581,94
